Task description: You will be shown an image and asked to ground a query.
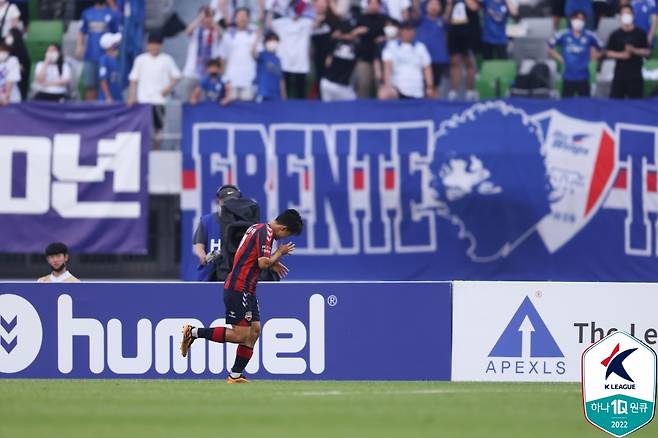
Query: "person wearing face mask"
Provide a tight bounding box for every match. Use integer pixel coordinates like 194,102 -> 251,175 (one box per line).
190,58 -> 231,105
548,10 -> 602,97
0,39 -> 20,105
32,43 -> 72,101
606,4 -> 651,98
564,0 -> 594,30
628,0 -> 658,47
182,6 -> 223,101
379,20 -> 434,99
253,32 -> 287,101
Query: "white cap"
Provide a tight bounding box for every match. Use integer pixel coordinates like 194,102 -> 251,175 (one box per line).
99,32 -> 122,50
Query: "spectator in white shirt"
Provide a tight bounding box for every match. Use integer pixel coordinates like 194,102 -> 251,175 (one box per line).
378,21 -> 433,99
271,2 -> 315,98
0,0 -> 21,38
128,33 -> 182,149
182,6 -> 223,100
220,8 -> 258,101
32,44 -> 72,102
0,40 -> 20,104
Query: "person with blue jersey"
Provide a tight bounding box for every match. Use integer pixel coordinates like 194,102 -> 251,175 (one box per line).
630,0 -> 657,46
548,10 -> 602,97
76,0 -> 120,101
416,0 -> 450,91
254,32 -> 287,102
98,32 -> 123,102
565,0 -> 594,28
192,185 -> 242,282
189,59 -> 231,105
481,0 -> 518,59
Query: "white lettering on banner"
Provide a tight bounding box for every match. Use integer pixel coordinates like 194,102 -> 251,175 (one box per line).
56,293 -> 325,375
0,133 -> 142,218
0,137 -> 51,214
191,122 -> 439,256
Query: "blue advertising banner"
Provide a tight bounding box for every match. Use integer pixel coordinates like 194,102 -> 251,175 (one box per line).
182,98 -> 658,281
0,282 -> 452,380
0,103 -> 150,254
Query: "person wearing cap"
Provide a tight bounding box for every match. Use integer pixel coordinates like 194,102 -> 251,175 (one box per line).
32,43 -> 71,101
98,32 -> 123,102
128,32 -> 181,149
76,0 -> 120,101
378,20 -> 434,99
37,243 -> 80,283
193,185 -> 243,281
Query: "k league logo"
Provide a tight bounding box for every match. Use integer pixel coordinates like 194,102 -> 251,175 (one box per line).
0,294 -> 43,373
582,331 -> 657,437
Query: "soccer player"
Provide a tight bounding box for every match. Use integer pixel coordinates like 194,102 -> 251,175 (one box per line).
181,209 -> 304,383
37,242 -> 80,283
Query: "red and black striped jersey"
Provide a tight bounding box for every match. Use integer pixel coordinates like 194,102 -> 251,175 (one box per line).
224,223 -> 273,295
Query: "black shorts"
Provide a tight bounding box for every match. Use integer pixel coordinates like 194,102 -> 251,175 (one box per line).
448,29 -> 479,56
224,289 -> 260,326
431,63 -> 449,87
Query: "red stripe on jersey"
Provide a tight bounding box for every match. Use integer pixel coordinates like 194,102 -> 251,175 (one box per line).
225,224 -> 272,294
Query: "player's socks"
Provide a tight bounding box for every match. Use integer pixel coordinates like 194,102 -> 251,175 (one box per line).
230,345 -> 254,375
196,327 -> 226,343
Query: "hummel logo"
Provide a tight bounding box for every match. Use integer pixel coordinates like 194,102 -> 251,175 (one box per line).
0,315 -> 18,354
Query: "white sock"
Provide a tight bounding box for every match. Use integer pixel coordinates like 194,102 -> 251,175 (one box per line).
191,327 -> 198,338
230,371 -> 241,378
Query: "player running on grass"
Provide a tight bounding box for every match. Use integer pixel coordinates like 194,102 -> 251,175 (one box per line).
181,208 -> 303,383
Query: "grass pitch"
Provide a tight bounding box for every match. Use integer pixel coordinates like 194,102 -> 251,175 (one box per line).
0,380 -> 656,438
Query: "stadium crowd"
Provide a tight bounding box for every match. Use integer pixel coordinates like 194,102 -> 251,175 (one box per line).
0,0 -> 657,107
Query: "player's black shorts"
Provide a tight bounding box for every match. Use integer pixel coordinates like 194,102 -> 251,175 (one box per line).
224,288 -> 260,326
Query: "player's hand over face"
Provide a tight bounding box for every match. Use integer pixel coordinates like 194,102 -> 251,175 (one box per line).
278,242 -> 295,255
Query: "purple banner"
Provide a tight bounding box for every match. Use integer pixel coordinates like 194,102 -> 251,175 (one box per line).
0,282 -> 452,380
0,103 -> 150,254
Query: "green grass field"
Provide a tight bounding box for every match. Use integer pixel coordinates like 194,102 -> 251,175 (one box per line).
0,380 -> 656,438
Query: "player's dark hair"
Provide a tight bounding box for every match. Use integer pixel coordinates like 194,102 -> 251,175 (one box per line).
45,242 -> 69,256
275,209 -> 303,236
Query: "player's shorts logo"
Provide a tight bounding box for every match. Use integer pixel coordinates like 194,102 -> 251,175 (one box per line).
245,311 -> 252,322
0,294 -> 43,373
582,331 -> 657,437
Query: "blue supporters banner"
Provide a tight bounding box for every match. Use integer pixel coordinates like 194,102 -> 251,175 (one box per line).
0,103 -> 151,254
181,98 -> 658,281
0,282 -> 452,380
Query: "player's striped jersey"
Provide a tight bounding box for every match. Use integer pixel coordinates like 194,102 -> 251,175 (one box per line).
224,223 -> 273,295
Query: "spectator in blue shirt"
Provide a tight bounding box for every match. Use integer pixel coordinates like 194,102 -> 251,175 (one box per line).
254,32 -> 287,102
76,0 -> 120,101
416,0 -> 450,92
548,10 -> 602,97
190,59 -> 231,105
98,32 -> 123,102
630,0 -> 658,46
481,0 -> 518,59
